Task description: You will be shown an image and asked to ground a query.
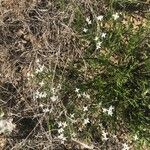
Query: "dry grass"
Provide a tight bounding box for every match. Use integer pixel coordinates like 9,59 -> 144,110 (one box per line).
0,0 -> 88,149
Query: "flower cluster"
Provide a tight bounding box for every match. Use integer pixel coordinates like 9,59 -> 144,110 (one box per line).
102,130 -> 109,141
102,105 -> 114,116
112,13 -> 120,20
75,88 -> 90,99
97,15 -> 103,21
33,90 -> 47,100
84,13 -> 120,51
57,121 -> 67,144
35,59 -> 45,74
50,85 -> 61,102
122,143 -> 130,150
86,17 -> 92,25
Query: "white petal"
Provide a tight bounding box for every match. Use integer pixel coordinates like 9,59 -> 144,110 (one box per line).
97,15 -> 103,21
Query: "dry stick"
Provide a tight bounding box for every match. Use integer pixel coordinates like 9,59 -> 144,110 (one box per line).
71,138 -> 94,150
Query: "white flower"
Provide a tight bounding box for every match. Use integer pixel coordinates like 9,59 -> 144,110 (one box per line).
57,84 -> 62,89
112,13 -> 119,20
97,15 -> 103,21
33,90 -> 40,99
62,122 -> 67,128
83,106 -> 88,112
78,127 -> 83,131
39,81 -> 44,86
133,134 -> 138,140
112,134 -> 117,139
58,122 -> 63,128
83,118 -> 90,125
102,130 -> 108,141
83,28 -> 88,33
40,92 -> 47,98
75,88 -> 80,93
58,133 -> 67,144
58,121 -> 67,128
99,123 -> 103,127
83,93 -> 90,99
77,93 -> 81,98
96,41 -> 102,49
94,36 -> 99,41
33,90 -> 47,99
102,135 -> 108,141
39,104 -> 44,107
43,108 -> 50,113
27,72 -> 34,78
107,105 -> 114,116
51,88 -> 56,93
72,119 -> 77,124
35,64 -> 44,74
71,132 -> 76,138
98,102 -> 102,107
86,17 -> 92,25
0,119 -> 16,134
58,133 -> 66,139
39,65 -> 45,71
70,113 -> 75,118
58,128 -> 64,134
102,105 -> 114,116
85,94 -> 90,99
51,95 -> 58,102
70,115 -> 76,123
101,33 -> 106,38
122,143 -> 130,150
35,69 -> 40,74
102,108 -> 107,113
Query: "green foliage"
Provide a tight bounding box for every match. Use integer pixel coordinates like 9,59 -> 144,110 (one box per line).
67,2 -> 150,146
